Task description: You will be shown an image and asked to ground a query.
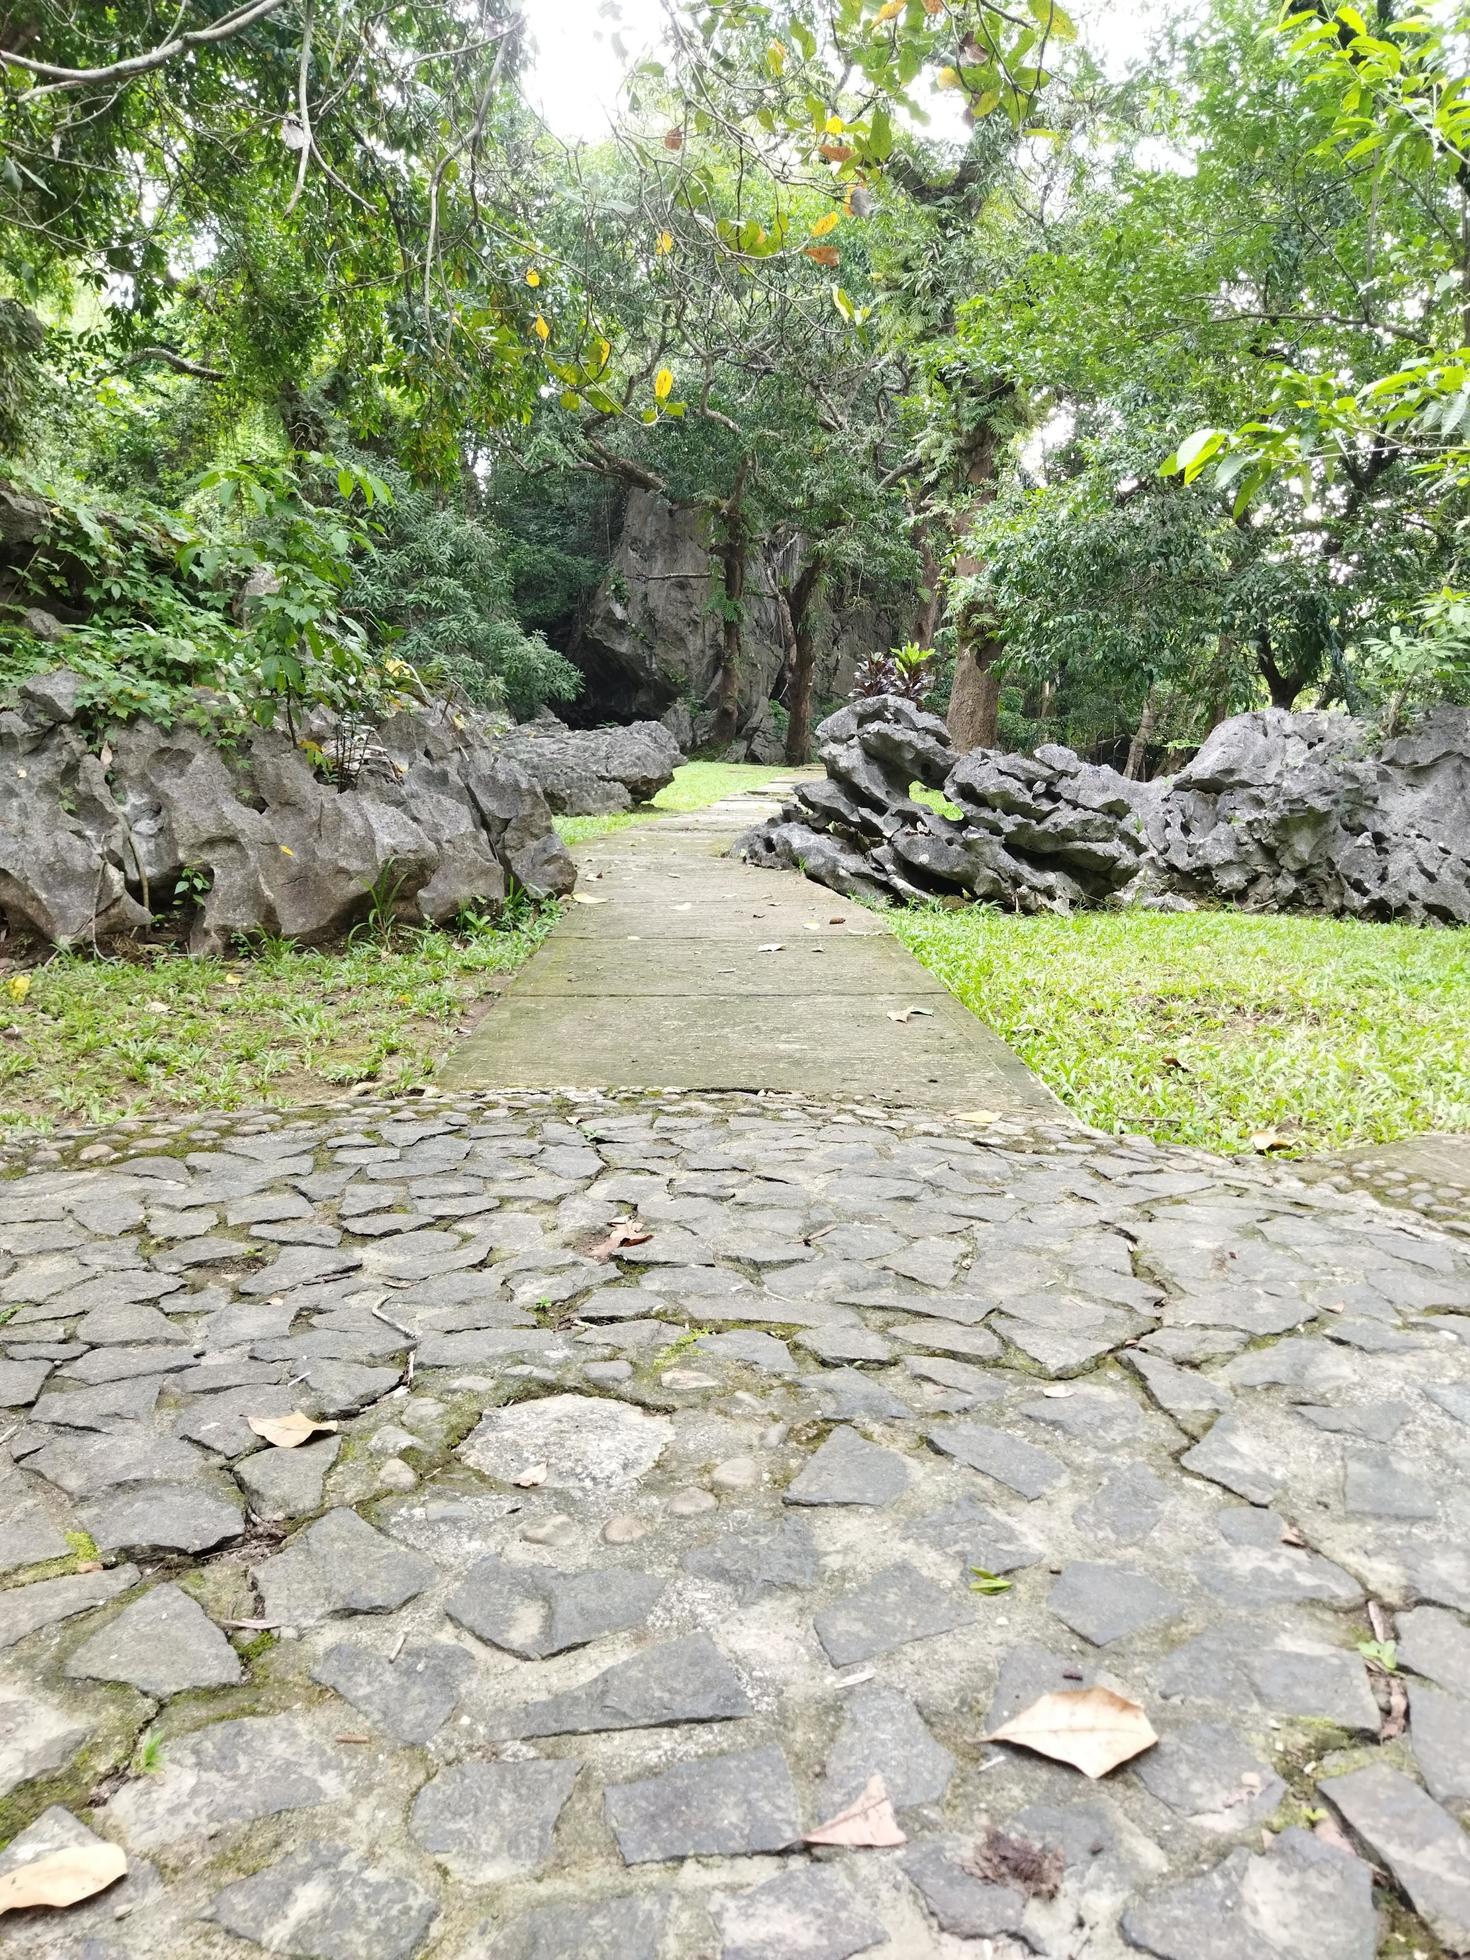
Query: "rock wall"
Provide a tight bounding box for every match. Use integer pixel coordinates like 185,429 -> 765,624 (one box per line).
492,713 -> 681,814
0,671 -> 575,954
737,697 -> 1470,925
576,490 -> 896,759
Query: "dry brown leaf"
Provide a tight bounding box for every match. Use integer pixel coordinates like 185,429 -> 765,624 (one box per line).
1379,1674 -> 1408,1742
1280,1523 -> 1308,1548
953,1109 -> 1000,1124
570,893 -> 609,906
803,1774 -> 905,1848
588,1218 -> 653,1262
1313,1814 -> 1361,1862
886,1006 -> 935,1024
0,1841 -> 127,1916
512,1462 -> 548,1488
758,942 -> 785,953
1250,1127 -> 1290,1154
983,1687 -> 1158,1779
246,1411 -> 340,1450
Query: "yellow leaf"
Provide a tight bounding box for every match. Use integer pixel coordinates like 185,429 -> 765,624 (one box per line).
654,367 -> 674,401
526,268 -> 540,287
0,1842 -> 127,1916
873,0 -> 904,22
824,113 -> 845,134
560,389 -> 580,410
810,210 -> 840,237
278,844 -> 294,857
936,64 -> 960,87
655,230 -> 674,255
6,975 -> 30,1004
594,337 -> 612,370
533,314 -> 550,341
767,38 -> 785,73
985,1687 -> 1158,1780
247,1411 -> 340,1450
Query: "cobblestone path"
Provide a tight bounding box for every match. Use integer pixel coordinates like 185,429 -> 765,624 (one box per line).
0,1090 -> 1468,1957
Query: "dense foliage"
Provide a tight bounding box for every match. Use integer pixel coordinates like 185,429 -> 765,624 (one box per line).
2,0 -> 1469,767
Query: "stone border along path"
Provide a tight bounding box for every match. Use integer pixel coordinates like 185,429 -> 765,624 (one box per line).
0,1086 -> 1468,1955
441,776 -> 1057,1113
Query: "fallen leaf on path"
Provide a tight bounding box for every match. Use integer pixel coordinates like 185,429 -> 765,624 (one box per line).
984,1687 -> 1158,1779
0,1842 -> 127,1915
1313,1814 -> 1362,1861
758,943 -> 784,953
886,1006 -> 935,1023
571,893 -> 609,905
247,1411 -> 340,1450
1280,1523 -> 1308,1548
963,1825 -> 1063,1899
803,1774 -> 905,1848
512,1462 -> 548,1488
589,1218 -> 653,1261
829,917 -> 847,924
969,1567 -> 1012,1595
1250,1127 -> 1290,1153
953,1109 -> 1000,1124
1379,1673 -> 1408,1741
1040,1385 -> 1075,1398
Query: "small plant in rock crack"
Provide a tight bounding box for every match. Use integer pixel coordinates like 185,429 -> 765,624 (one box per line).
132,1732 -> 165,1776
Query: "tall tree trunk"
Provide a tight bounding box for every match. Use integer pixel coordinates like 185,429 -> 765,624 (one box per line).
1255,627 -> 1310,710
1123,689 -> 1156,781
944,407 -> 1012,755
709,462 -> 749,748
783,555 -> 825,764
913,520 -> 944,646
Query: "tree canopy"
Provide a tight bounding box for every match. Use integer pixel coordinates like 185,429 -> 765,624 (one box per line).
2,0 -> 1468,761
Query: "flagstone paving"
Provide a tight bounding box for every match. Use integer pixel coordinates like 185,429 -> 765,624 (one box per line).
0,1087 -> 1467,1956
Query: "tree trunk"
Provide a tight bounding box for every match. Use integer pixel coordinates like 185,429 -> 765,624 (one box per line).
1123,689 -> 1156,781
1255,628 -> 1310,710
913,520 -> 943,646
783,556 -> 824,765
948,639 -> 1001,751
708,463 -> 749,748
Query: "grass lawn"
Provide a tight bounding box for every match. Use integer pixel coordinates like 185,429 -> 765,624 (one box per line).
556,759 -> 798,845
893,905 -> 1470,1156
0,761 -> 791,1137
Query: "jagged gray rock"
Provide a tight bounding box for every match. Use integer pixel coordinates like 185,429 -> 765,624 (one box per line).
493,712 -> 682,813
737,697 -> 1470,925
0,675 -> 575,951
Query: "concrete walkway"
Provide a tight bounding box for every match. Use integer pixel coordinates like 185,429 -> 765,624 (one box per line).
443,780 -> 1055,1113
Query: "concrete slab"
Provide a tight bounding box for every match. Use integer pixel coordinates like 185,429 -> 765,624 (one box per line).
442,796 -> 1057,1113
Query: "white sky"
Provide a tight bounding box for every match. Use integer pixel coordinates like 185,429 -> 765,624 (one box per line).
524,0 -> 1173,142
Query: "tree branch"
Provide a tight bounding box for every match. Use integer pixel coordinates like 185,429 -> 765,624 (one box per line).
119,346 -> 226,381
1,0 -> 290,93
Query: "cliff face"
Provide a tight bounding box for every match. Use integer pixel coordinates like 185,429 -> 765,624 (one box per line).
574,490 -> 895,757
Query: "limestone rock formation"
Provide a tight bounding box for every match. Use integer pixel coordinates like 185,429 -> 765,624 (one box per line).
492,713 -> 682,814
0,673 -> 575,952
737,697 -> 1470,925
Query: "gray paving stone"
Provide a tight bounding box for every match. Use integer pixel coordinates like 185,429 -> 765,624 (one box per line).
61,1341 -> 198,1385
886,1320 -> 1003,1360
311,1640 -> 476,1744
902,1837 -> 1026,1941
798,1368 -> 910,1420
488,1893 -> 672,1960
172,1383 -> 303,1457
797,1325 -> 894,1365
1407,1682 -> 1470,1806
0,1358 -> 51,1407
784,1424 -> 911,1507
813,1560 -> 972,1666
1048,1561 -> 1183,1646
819,1684 -> 954,1813
1121,1827 -> 1375,1960
697,1330 -> 795,1374
80,1480 -> 244,1555
253,1508 -> 437,1627
0,1801 -> 158,1939
604,1743 -> 800,1864
75,1302 -> 192,1346
0,1683 -> 93,1797
409,1758 -> 580,1883
1073,1462 -> 1171,1546
0,1507 -> 69,1572
1297,1401 -> 1412,1442
490,1632 -> 753,1738
235,1435 -> 340,1519
908,1494 -> 1041,1576
682,1517 -> 820,1601
64,1582 -> 242,1695
1342,1448 -> 1437,1519
1247,1646 -> 1380,1731
207,1842 -> 439,1960
901,1354 -> 1005,1399
25,1425 -> 211,1496
925,1419 -> 1065,1499
714,1865 -> 887,1960
981,1639 -> 1103,1730
1019,1384 -> 1142,1443
460,1392 -> 672,1490
444,1554 -> 665,1657
1133,1720 -> 1285,1831
1398,1605 -> 1470,1693
1180,1415 -> 1283,1504
0,1563 -> 140,1648
30,1375 -> 162,1429
109,1714 -> 354,1850
1322,1762 -> 1470,1950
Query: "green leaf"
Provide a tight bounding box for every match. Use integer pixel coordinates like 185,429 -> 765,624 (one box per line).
969,1567 -> 1013,1594
1357,1638 -> 1397,1672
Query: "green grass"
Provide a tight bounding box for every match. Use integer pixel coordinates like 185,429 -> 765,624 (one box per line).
892,905 -> 1470,1156
556,760 -> 798,845
0,912 -> 553,1138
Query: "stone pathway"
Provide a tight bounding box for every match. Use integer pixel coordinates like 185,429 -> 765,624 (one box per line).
0,1088 -> 1469,1955
442,782 -> 1054,1114
1301,1134 -> 1470,1243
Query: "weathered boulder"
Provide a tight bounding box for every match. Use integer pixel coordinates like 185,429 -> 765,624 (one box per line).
492,714 -> 682,814
0,674 -> 574,953
737,699 -> 1470,925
